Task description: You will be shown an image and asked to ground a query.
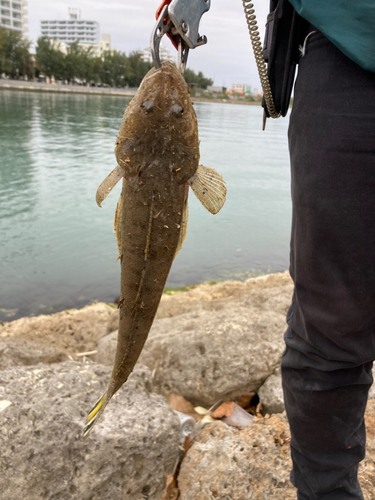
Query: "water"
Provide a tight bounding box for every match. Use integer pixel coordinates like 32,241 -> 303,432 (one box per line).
0,90 -> 291,321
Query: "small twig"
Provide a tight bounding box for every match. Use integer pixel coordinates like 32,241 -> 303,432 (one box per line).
76,350 -> 97,357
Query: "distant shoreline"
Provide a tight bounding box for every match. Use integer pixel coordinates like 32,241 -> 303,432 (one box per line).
192,96 -> 262,106
0,79 -> 262,105
0,79 -> 137,97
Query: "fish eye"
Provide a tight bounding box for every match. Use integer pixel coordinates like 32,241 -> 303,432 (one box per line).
171,104 -> 184,116
141,100 -> 154,112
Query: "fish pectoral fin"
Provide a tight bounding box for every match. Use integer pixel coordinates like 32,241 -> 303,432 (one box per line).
114,192 -> 123,260
174,195 -> 189,259
96,165 -> 125,207
83,391 -> 108,437
188,165 -> 227,215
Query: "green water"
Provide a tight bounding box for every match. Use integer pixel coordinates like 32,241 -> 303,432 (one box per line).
0,90 -> 291,320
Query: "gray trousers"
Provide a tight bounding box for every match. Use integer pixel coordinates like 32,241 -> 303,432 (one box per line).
282,29 -> 375,499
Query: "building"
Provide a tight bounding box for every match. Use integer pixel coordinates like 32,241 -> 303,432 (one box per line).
229,84 -> 252,96
251,88 -> 263,98
1,0 -> 28,38
40,8 -> 100,45
96,33 -> 111,57
58,33 -> 112,58
142,43 -> 176,65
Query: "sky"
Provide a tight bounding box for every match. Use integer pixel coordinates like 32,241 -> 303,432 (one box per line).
27,0 -> 270,89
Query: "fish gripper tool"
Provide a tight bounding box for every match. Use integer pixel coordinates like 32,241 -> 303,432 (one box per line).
151,0 -> 211,73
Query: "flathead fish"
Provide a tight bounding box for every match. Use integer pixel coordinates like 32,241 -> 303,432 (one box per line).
83,62 -> 226,436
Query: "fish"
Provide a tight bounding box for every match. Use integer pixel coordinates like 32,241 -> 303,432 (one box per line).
83,62 -> 226,436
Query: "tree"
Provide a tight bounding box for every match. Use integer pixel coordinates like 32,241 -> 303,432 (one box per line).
63,41 -> 82,83
184,68 -> 213,89
99,50 -> 115,86
0,26 -> 33,79
126,51 -> 152,87
35,37 -> 65,80
101,50 -> 130,87
97,50 -> 152,88
80,46 -> 100,85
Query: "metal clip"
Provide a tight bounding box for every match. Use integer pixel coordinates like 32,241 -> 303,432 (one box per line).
168,0 -> 210,50
151,0 -> 210,73
150,4 -> 175,69
178,38 -> 189,73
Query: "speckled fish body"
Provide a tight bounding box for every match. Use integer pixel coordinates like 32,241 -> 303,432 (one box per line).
111,63 -> 199,396
83,62 -> 201,435
85,62 -> 227,436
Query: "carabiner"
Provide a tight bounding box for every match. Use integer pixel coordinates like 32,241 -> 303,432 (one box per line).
151,0 -> 211,73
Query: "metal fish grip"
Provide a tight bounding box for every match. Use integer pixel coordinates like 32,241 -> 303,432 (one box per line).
151,0 -> 211,73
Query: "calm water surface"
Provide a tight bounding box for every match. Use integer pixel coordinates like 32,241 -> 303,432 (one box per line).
0,90 -> 291,320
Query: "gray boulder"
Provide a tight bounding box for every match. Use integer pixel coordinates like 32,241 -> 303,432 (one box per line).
96,303 -> 285,407
139,305 -> 286,407
0,361 -> 180,500
0,338 -> 69,370
96,329 -> 118,365
258,367 -> 285,414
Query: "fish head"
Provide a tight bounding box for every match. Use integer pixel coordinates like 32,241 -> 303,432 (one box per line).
115,62 -> 199,184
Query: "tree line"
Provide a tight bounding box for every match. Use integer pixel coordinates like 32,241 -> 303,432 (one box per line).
34,36 -> 153,87
0,26 -> 33,79
0,27 -> 213,88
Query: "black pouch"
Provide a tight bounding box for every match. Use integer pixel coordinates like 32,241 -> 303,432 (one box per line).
262,0 -> 308,117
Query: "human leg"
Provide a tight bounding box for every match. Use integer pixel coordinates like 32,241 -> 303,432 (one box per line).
282,328 -> 373,499
285,28 -> 375,499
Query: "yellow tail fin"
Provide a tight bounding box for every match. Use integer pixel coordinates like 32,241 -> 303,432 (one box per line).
83,392 -> 108,437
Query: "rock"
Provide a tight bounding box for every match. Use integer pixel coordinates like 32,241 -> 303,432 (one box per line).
238,284 -> 293,317
107,311 -> 119,335
0,273 -> 292,366
106,272 -> 293,335
178,400 -> 375,500
98,306 -> 286,407
0,338 -> 69,370
368,366 -> 375,400
0,303 -> 118,357
139,304 -> 286,407
96,330 -> 118,365
156,271 -> 293,320
178,414 -> 294,499
258,367 -> 285,414
97,276 -> 290,407
0,361 -> 180,500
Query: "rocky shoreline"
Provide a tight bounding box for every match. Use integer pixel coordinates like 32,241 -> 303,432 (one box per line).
1,271 -> 374,499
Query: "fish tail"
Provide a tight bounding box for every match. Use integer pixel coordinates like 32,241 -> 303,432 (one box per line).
83,392 -> 108,437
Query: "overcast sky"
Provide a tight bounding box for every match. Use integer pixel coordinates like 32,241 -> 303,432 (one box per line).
28,0 -> 270,88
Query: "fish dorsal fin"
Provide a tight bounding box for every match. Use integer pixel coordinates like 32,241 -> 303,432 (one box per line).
188,165 -> 226,214
113,192 -> 123,260
174,194 -> 189,259
96,165 -> 124,207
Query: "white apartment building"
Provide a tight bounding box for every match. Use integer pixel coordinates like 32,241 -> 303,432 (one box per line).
40,8 -> 99,45
1,0 -> 28,38
58,34 -> 112,58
